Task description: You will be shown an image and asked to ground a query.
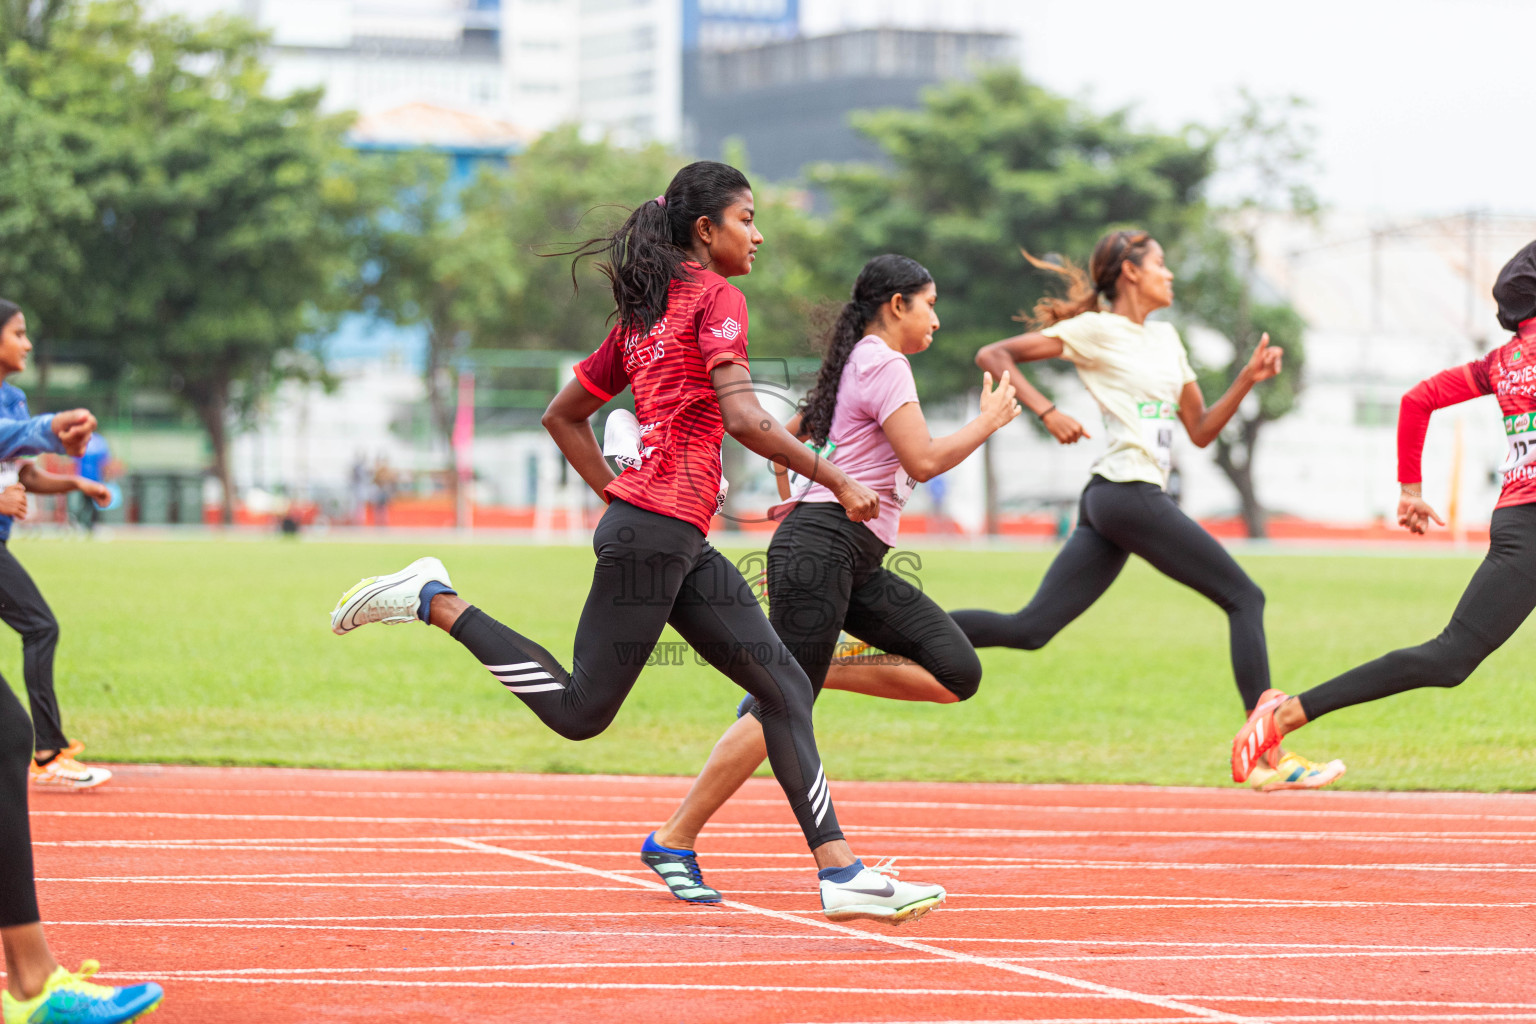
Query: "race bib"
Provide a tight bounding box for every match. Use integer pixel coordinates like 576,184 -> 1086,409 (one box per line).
1499,412 -> 1536,474
1137,401 -> 1178,473
786,439 -> 837,498
891,467 -> 917,509
0,459 -> 18,490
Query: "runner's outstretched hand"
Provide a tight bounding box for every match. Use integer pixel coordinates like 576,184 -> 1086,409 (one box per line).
1398,489 -> 1445,535
1245,333 -> 1283,383
0,484 -> 27,520
51,409 -> 97,457
979,371 -> 1023,432
79,479 -> 112,507
833,476 -> 880,523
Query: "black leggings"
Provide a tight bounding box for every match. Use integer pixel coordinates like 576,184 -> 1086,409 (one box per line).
1299,503 -> 1536,720
449,499 -> 843,848
950,476 -> 1271,711
0,541 -> 65,752
746,502 -> 980,707
0,681 -> 39,926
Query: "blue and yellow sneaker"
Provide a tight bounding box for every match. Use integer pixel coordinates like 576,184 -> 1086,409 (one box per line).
2,961 -> 163,1024
641,832 -> 722,903
1249,751 -> 1347,792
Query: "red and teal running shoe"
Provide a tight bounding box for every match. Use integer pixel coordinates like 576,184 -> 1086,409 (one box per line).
2,961 -> 162,1024
1232,688 -> 1290,783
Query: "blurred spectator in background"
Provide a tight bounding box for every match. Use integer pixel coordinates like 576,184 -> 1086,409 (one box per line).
370,455 -> 396,526
349,452 -> 369,525
71,435 -> 110,533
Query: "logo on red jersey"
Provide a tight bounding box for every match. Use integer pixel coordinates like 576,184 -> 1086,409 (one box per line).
711,317 -> 742,341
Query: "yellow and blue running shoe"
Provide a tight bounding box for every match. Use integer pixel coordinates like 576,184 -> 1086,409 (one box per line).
1248,751 -> 1347,792
2,961 -> 162,1024
641,832 -> 722,903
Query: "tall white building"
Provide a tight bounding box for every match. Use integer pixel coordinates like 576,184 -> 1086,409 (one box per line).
147,0 -> 684,144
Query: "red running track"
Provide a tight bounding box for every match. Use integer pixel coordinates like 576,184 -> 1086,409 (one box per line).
17,765 -> 1536,1024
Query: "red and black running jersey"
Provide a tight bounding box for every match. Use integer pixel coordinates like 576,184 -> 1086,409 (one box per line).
1399,318 -> 1536,509
574,265 -> 750,534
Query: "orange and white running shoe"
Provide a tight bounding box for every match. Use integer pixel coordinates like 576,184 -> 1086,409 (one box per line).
1248,751 -> 1347,792
31,753 -> 112,790
1232,688 -> 1289,783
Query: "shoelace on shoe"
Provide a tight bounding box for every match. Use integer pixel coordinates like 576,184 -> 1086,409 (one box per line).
49,960 -> 117,1002
867,856 -> 901,880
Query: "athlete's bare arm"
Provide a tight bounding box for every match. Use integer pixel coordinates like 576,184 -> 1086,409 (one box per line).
18,463 -> 109,504
1177,333 -> 1282,448
975,334 -> 1087,443
541,378 -> 618,502
883,371 -> 1021,482
771,412 -> 810,500
710,362 -> 878,522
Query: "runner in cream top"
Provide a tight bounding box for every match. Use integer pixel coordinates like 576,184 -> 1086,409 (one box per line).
1041,310 -> 1197,488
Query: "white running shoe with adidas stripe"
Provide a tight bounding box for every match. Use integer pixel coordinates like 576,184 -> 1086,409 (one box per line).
820,860 -> 945,924
331,557 -> 452,635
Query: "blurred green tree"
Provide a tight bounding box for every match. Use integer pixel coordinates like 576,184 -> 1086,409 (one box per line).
811,67 -> 1215,402
0,80 -> 91,334
1172,91 -> 1318,537
2,0 -> 372,522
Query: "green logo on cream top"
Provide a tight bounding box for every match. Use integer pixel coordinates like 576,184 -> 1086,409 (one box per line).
1041,311 -> 1198,488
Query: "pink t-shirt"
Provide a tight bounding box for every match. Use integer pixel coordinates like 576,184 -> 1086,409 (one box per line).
794,335 -> 920,547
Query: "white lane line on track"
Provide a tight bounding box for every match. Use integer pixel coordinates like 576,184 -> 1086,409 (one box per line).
48,921 -> 1534,959
42,873 -> 1534,912
35,837 -> 1536,874
43,919 -> 1515,954
38,879 -> 650,891
445,837 -> 1271,1024
39,870 -> 565,881
29,811 -> 1536,845
92,787 -> 1536,824
32,843 -> 487,854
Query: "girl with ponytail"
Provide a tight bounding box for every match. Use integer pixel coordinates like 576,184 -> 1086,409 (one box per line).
330,164 -> 948,924
643,254 -> 1023,901
953,229 -> 1344,791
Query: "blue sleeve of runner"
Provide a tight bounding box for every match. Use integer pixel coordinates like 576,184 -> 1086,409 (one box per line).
0,415 -> 64,460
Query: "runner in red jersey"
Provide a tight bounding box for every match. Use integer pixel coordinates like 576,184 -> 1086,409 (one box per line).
1232,240 -> 1536,782
329,161 -> 947,924
573,266 -> 748,534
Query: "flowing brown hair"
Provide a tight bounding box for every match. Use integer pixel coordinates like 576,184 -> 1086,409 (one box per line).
1020,229 -> 1156,328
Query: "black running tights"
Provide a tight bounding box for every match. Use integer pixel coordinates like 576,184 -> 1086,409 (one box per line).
0,680 -> 40,926
762,501 -> 981,700
0,541 -> 65,752
950,476 -> 1271,711
1298,503 -> 1536,720
448,499 -> 844,848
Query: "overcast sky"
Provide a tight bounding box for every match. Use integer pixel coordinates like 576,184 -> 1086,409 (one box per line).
800,0 -> 1534,218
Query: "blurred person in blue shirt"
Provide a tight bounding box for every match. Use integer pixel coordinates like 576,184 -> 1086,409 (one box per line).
0,304 -> 112,790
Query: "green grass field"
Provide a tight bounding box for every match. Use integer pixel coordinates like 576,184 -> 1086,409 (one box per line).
4,536 -> 1532,791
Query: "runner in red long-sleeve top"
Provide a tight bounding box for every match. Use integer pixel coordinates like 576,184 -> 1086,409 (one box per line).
1230,239 -> 1536,784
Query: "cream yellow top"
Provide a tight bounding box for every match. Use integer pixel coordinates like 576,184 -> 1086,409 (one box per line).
1041,311 -> 1198,488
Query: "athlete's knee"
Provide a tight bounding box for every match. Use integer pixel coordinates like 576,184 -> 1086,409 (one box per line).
550,703 -> 622,741
1423,631 -> 1492,689
23,616 -> 58,650
936,650 -> 983,703
1011,618 -> 1055,652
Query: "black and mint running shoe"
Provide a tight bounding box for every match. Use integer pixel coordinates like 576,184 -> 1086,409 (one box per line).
641,832 -> 722,903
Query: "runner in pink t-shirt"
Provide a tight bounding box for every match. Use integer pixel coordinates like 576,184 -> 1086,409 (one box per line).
643,254 -> 1030,903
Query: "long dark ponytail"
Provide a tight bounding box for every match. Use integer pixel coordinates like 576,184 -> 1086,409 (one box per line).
556,160 -> 752,339
799,254 -> 933,447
